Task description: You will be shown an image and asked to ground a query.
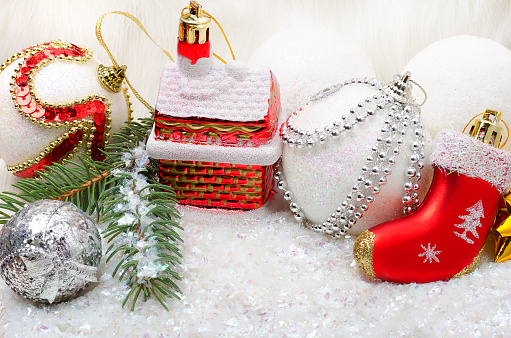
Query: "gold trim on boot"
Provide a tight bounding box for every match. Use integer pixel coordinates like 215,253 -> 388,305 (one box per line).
353,230 -> 376,277
451,247 -> 484,279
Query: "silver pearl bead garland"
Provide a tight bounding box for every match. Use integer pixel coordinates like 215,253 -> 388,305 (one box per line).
277,72 -> 427,238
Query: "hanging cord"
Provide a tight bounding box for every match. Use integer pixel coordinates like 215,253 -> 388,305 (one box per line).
409,79 -> 427,107
181,6 -> 236,64
462,112 -> 510,149
95,7 -> 236,111
204,10 -> 236,63
95,11 -> 174,113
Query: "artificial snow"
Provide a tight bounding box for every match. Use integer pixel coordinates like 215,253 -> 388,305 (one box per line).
156,62 -> 271,122
1,195 -> 510,336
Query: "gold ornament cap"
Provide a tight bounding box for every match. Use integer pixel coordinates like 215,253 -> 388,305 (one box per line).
468,109 -> 503,148
98,64 -> 127,93
179,1 -> 211,44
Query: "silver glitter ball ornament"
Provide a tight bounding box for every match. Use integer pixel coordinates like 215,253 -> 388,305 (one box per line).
0,200 -> 102,304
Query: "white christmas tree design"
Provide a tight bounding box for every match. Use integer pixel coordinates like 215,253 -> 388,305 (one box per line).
453,200 -> 484,244
418,243 -> 442,263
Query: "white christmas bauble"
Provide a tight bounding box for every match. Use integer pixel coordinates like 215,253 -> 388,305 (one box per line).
0,41 -> 130,177
404,35 -> 511,150
282,83 -> 433,235
248,27 -> 375,115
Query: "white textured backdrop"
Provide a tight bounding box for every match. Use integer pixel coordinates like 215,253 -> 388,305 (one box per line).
1,1 -> 511,336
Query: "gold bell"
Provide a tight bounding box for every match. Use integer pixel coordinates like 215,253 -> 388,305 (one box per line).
179,1 -> 211,44
468,109 -> 503,148
97,64 -> 127,93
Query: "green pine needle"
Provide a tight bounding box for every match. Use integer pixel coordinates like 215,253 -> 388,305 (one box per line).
0,114 -> 183,311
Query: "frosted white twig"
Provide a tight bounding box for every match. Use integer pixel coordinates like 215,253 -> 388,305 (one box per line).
111,144 -> 170,283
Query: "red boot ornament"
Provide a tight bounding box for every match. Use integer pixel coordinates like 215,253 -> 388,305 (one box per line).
354,110 -> 511,283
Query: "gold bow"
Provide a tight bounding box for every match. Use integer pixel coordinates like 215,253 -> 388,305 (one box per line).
493,193 -> 511,262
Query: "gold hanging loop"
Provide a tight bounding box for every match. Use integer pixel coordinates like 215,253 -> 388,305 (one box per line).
95,11 -> 174,113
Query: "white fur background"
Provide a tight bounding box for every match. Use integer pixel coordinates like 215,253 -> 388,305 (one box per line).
1,0 -> 511,336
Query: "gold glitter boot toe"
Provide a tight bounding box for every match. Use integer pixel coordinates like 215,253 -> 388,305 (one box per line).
353,230 -> 376,277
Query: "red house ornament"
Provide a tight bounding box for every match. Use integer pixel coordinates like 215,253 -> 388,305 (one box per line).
146,2 -> 282,210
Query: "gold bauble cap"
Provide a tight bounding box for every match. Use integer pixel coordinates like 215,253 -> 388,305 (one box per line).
468,109 -> 503,148
179,1 -> 211,44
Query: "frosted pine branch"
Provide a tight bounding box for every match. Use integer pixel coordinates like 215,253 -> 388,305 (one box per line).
101,144 -> 182,311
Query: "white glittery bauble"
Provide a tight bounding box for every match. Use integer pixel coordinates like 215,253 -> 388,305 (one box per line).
247,27 -> 375,115
404,36 -> 511,150
0,200 -> 102,304
0,46 -> 129,167
282,85 -> 433,235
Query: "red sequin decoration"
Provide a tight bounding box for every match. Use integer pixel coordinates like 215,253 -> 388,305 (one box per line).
14,131 -> 84,178
11,43 -> 108,177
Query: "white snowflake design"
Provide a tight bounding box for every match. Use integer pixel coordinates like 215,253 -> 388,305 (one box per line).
418,243 -> 442,263
453,200 -> 484,245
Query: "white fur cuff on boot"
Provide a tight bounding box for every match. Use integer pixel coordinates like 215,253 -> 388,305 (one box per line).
431,129 -> 511,193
